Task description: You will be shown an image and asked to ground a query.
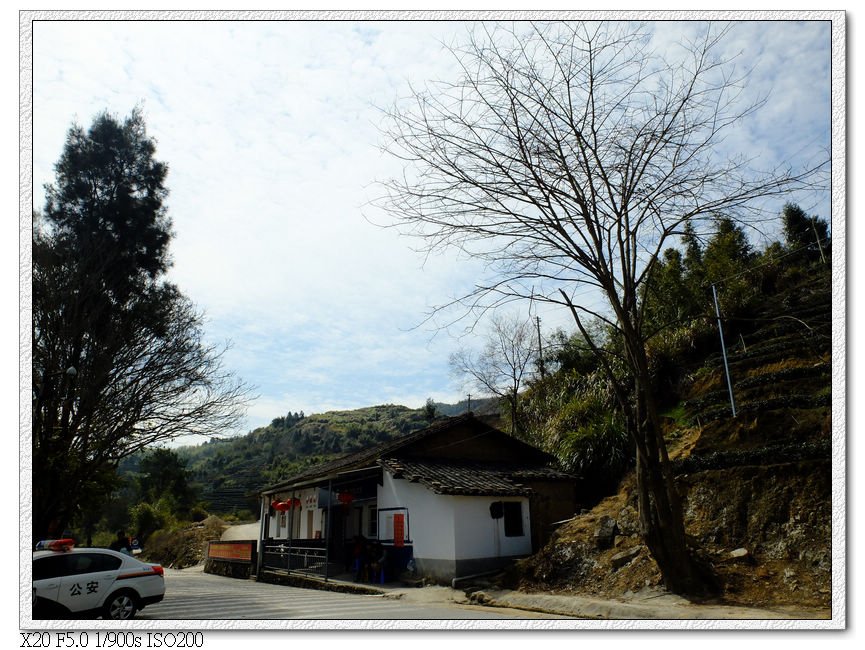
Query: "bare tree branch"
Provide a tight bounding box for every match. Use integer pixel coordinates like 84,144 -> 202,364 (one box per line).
450,314 -> 537,434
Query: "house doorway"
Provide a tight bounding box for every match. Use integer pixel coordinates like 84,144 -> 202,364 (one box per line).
353,506 -> 363,536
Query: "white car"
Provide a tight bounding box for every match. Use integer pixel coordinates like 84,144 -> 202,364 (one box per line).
32,543 -> 165,620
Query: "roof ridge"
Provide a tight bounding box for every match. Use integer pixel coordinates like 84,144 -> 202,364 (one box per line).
261,413 -> 485,493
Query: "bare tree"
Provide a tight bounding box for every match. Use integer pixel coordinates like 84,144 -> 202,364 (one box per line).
377,22 -> 826,595
450,314 -> 537,434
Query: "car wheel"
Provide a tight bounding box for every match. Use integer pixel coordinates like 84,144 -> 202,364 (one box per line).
103,590 -> 138,620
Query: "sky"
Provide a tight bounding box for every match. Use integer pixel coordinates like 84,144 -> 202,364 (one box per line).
26,15 -> 833,437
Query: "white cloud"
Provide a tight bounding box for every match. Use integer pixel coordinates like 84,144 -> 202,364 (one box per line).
31,17 -> 832,433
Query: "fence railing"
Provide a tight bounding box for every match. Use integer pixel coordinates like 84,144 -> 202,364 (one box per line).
262,540 -> 329,579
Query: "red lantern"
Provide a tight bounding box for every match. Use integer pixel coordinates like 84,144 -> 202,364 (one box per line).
272,500 -> 290,512
291,497 -> 302,509
338,493 -> 354,506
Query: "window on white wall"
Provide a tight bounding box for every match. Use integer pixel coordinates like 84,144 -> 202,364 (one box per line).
378,508 -> 409,543
503,502 -> 524,537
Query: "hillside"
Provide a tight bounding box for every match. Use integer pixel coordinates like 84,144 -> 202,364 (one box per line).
176,398 -> 500,514
504,264 -> 832,610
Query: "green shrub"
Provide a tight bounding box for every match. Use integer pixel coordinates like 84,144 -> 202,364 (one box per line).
130,502 -> 172,543
222,509 -> 256,523
551,394 -> 632,490
91,530 -> 115,548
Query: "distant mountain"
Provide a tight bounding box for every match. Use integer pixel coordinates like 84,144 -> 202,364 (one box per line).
432,396 -> 499,417
174,398 -> 502,514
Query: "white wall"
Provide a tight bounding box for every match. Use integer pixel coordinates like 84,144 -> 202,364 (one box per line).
378,473 -> 531,561
379,472 -> 455,561
266,488 -> 319,540
451,496 -> 531,560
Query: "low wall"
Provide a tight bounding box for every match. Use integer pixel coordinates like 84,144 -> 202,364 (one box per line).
258,570 -> 382,595
416,554 -> 527,585
204,558 -> 253,579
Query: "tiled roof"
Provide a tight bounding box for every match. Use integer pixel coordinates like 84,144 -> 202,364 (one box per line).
378,457 -> 572,496
262,413 -> 481,492
261,413 -> 572,495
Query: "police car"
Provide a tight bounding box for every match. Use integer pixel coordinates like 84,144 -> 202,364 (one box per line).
32,540 -> 165,620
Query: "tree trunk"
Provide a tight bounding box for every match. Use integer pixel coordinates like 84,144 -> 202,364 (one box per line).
631,346 -> 718,597
635,446 -> 715,595
565,290 -> 717,596
32,475 -> 71,542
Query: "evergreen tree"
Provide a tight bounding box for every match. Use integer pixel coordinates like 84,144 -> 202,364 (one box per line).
644,248 -> 701,336
701,216 -> 757,314
782,202 -> 830,264
423,398 -> 438,422
32,109 -> 249,540
682,220 -> 705,280
137,448 -> 197,516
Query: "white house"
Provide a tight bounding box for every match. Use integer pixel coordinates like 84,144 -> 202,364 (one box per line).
258,414 -> 577,584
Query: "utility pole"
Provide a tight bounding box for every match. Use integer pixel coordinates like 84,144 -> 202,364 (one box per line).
811,217 -> 827,265
712,284 -> 737,417
466,394 -> 472,414
535,316 -> 546,379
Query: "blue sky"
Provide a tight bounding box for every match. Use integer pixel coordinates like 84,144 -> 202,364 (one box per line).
27,17 -> 834,437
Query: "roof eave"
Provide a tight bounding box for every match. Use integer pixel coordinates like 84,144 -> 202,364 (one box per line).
261,464 -> 381,495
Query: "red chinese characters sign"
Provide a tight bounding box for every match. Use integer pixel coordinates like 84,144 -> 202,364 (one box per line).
208,541 -> 253,562
393,513 -> 405,548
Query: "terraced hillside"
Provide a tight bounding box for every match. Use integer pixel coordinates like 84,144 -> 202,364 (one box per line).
508,265 -> 833,610
685,270 -> 831,455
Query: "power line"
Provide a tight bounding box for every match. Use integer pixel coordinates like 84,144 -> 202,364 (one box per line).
708,237 -> 831,288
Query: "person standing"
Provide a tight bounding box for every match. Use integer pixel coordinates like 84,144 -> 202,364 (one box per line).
109,530 -> 131,555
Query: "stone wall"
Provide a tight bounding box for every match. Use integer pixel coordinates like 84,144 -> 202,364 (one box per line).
204,558 -> 253,579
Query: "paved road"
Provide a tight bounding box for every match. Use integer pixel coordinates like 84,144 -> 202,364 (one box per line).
138,568 -> 543,620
